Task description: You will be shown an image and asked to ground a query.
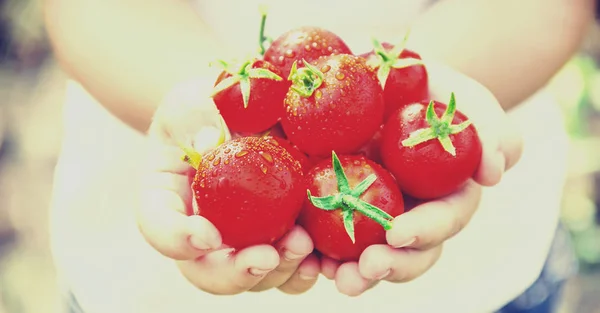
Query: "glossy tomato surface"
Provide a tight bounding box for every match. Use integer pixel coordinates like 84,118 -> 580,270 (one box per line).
191,136 -> 305,249
282,54 -> 384,157
264,26 -> 352,77
213,60 -> 289,133
381,101 -> 482,199
299,155 -> 404,261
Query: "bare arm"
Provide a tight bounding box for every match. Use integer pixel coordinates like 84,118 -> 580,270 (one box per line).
409,0 -> 595,110
44,0 -> 226,132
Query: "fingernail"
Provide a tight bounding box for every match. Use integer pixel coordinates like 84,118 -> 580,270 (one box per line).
374,269 -> 391,280
393,237 -> 416,248
299,273 -> 317,280
283,249 -> 305,261
248,267 -> 273,277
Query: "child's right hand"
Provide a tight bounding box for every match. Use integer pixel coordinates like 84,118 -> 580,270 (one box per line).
137,79 -> 320,295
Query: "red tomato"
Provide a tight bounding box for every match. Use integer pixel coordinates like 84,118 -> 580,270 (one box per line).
212,59 -> 289,133
190,136 -> 305,249
360,41 -> 429,119
299,152 -> 404,262
230,122 -> 287,140
356,124 -> 384,164
281,54 -> 385,157
263,27 -> 352,77
381,93 -> 482,199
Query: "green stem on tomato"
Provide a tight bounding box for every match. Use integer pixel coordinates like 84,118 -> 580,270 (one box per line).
367,29 -> 424,87
210,58 -> 282,108
257,4 -> 272,56
288,60 -> 325,98
306,151 -> 394,243
401,92 -> 472,156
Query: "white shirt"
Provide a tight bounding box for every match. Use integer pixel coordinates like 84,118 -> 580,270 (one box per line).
49,1 -> 569,312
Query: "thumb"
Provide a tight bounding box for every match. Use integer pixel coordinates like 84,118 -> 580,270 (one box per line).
146,78 -> 231,174
149,78 -> 231,148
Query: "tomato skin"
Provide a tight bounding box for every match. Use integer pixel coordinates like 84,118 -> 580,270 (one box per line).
298,155 -> 404,262
231,122 -> 287,140
213,60 -> 289,133
281,54 -> 385,157
381,101 -> 482,199
264,27 -> 352,77
360,43 -> 429,119
191,136 -> 305,249
356,124 -> 384,164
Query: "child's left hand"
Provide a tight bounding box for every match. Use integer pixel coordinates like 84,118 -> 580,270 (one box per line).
321,60 -> 524,296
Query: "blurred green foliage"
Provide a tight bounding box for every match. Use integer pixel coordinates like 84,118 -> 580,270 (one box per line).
549,54 -> 600,270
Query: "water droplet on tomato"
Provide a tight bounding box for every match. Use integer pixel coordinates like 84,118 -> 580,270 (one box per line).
278,56 -> 285,64
224,148 -> 231,154
217,177 -> 230,190
315,90 -> 322,99
284,49 -> 295,58
311,42 -> 319,49
260,164 -> 268,174
260,151 -> 274,163
327,46 -> 333,52
297,126 -> 302,131
304,45 -> 311,52
335,72 -> 345,80
320,65 -> 331,73
213,157 -> 221,166
224,158 -> 230,165
207,154 -> 215,161
235,150 -> 249,158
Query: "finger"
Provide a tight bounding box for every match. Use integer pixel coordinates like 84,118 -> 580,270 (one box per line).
424,60 -> 523,186
151,78 -> 231,148
358,244 -> 443,283
334,262 -> 372,297
137,182 -> 222,260
386,180 -> 481,250
278,254 -> 321,295
321,255 -> 341,280
177,245 -> 280,295
250,226 -> 314,291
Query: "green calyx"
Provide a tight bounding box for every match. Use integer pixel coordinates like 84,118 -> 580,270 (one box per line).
257,4 -> 273,56
210,59 -> 282,108
367,29 -> 424,87
401,92 -> 472,157
288,60 -> 325,98
307,151 -> 394,243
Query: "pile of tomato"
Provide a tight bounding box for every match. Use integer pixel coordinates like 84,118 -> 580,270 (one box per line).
184,21 -> 483,262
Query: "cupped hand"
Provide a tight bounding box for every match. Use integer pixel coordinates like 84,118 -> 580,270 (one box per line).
323,60 -> 524,296
136,79 -> 320,295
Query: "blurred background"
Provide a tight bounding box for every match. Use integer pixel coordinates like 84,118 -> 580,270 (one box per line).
1,1 -> 600,313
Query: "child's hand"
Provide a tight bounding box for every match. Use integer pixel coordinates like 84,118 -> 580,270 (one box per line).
137,79 -> 320,295
321,60 -> 524,296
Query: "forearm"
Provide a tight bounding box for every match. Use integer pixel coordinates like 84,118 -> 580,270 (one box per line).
44,0 -> 225,132
409,0 -> 595,110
